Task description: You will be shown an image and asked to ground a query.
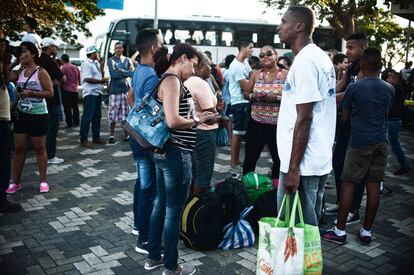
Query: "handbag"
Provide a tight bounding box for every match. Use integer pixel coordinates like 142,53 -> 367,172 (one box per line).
122,73 -> 181,151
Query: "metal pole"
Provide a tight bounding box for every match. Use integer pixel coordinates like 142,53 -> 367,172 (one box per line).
154,0 -> 158,29
406,20 -> 411,63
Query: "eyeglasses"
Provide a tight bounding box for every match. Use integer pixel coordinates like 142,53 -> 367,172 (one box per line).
259,51 -> 273,59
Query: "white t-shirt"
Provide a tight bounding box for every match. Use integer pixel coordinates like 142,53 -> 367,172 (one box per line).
277,43 -> 337,176
81,58 -> 103,97
228,58 -> 251,105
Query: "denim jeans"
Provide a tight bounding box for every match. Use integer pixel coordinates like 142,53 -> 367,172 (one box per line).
388,119 -> 410,169
277,172 -> 327,226
0,121 -> 11,201
148,142 -> 192,271
80,94 -> 102,141
332,134 -> 365,212
193,128 -> 217,188
129,138 -> 156,242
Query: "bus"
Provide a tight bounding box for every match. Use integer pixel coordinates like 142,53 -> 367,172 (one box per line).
96,15 -> 343,65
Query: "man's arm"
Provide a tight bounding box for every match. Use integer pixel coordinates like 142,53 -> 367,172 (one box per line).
284,102 -> 314,193
108,58 -> 133,79
342,109 -> 350,124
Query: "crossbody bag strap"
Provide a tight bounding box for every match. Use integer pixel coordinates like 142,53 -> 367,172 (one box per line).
22,66 -> 40,89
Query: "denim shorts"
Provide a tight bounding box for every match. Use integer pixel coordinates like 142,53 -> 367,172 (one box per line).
230,103 -> 249,136
342,142 -> 389,183
194,128 -> 218,188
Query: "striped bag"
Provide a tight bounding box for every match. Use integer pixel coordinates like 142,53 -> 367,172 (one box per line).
218,206 -> 255,250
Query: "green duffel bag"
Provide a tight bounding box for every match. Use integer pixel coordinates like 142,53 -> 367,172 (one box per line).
242,172 -> 274,205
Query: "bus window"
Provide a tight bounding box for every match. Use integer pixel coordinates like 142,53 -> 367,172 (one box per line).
252,33 -> 257,44
222,32 -> 232,47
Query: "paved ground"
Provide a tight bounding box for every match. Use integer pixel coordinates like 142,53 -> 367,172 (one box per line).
1,108 -> 413,275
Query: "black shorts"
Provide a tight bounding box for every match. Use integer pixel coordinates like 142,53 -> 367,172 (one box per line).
13,111 -> 49,137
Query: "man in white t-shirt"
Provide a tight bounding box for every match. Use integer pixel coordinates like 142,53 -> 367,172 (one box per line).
21,17 -> 42,50
276,6 -> 337,226
228,40 -> 253,172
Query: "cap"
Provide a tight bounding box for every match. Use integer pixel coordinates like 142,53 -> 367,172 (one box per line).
41,37 -> 58,48
85,46 -> 100,55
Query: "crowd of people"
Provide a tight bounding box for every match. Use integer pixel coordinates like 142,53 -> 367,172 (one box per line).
1,6 -> 414,275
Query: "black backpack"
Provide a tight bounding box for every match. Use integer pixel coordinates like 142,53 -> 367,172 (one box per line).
214,177 -> 249,224
245,189 -> 278,235
180,192 -> 225,251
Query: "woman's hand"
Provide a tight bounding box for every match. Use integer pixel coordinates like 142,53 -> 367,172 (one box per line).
19,89 -> 34,98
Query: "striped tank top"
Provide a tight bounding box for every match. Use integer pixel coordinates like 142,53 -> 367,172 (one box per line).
158,75 -> 196,152
17,67 -> 48,115
250,69 -> 284,125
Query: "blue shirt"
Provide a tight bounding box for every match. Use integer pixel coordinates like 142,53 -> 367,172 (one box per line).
108,55 -> 133,95
342,77 -> 394,148
131,64 -> 159,106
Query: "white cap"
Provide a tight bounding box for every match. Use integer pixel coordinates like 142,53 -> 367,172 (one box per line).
85,45 -> 101,55
41,37 -> 58,48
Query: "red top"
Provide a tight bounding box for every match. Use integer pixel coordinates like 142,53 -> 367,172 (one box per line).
61,62 -> 80,92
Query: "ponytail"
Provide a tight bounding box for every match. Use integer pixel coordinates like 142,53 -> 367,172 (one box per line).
154,43 -> 197,77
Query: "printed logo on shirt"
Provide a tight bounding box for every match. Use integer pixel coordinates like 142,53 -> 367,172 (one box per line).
284,81 -> 292,93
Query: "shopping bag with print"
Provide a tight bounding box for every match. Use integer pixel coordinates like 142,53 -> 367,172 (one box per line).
256,193 -> 304,275
218,206 -> 255,250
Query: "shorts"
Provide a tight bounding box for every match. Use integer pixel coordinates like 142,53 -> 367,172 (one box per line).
108,93 -> 130,122
193,128 -> 218,188
230,103 -> 249,136
341,142 -> 389,183
13,111 -> 49,137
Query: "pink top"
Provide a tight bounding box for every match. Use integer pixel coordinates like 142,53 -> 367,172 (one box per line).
17,67 -> 48,114
17,67 -> 43,92
184,76 -> 218,130
61,62 -> 80,92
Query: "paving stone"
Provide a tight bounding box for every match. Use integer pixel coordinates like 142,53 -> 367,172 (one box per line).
26,265 -> 46,275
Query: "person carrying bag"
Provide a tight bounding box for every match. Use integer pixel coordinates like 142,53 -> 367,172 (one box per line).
256,192 -> 323,275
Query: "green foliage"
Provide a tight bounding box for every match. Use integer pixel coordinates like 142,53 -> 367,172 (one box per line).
0,0 -> 104,45
260,0 -> 413,66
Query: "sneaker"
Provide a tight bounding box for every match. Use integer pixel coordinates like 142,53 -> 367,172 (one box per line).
325,204 -> 339,216
320,228 -> 346,245
0,200 -> 22,213
39,182 -> 49,193
131,227 -> 139,236
334,212 -> 360,225
144,257 -> 164,271
108,136 -> 115,144
6,183 -> 22,194
48,156 -> 64,164
393,167 -> 411,175
93,138 -> 106,145
229,165 -> 243,175
135,241 -> 149,254
80,140 -> 93,148
162,265 -> 197,275
358,232 -> 372,245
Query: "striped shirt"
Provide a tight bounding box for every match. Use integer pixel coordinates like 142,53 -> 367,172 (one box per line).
159,76 -> 196,152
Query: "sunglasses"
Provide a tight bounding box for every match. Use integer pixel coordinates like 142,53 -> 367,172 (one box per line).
259,51 -> 273,59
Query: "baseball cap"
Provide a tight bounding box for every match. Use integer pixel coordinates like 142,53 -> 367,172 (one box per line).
41,37 -> 58,48
85,46 -> 100,54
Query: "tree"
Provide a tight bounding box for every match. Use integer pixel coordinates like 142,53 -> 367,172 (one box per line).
260,0 -> 414,66
0,0 -> 104,45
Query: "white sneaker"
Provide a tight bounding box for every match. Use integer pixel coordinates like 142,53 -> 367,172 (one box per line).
131,227 -> 139,236
48,156 -> 64,164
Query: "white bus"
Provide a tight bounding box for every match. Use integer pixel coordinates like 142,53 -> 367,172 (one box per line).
96,15 -> 342,65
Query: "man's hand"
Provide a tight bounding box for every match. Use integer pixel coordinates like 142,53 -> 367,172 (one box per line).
284,169 -> 300,193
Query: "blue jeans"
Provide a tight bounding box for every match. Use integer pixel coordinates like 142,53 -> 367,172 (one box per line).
80,94 -> 102,141
129,138 -> 156,243
148,142 -> 192,271
333,134 -> 365,212
277,172 -> 327,226
388,119 -> 410,169
194,129 -> 217,188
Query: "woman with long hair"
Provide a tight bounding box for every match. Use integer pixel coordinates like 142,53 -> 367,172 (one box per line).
145,44 -> 214,275
243,45 -> 288,186
6,42 -> 53,194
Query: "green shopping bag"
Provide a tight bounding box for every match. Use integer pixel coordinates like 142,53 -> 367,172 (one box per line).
242,172 -> 274,204
256,193 -> 323,275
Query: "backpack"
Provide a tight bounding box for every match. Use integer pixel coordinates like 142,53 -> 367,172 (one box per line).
245,189 -> 278,235
214,177 -> 249,224
180,192 -> 225,251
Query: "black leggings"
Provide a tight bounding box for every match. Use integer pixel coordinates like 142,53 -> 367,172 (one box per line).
243,117 -> 280,179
